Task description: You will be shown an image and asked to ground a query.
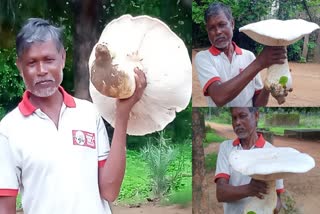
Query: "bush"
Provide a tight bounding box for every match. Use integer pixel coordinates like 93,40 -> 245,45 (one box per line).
205,153 -> 218,171
265,113 -> 300,126
140,132 -> 178,199
0,48 -> 25,112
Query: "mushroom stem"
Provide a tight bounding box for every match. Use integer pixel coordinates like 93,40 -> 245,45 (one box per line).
244,180 -> 277,214
264,54 -> 293,104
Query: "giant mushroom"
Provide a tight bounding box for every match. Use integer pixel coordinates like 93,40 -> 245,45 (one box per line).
239,19 -> 320,104
88,15 -> 192,135
229,147 -> 315,214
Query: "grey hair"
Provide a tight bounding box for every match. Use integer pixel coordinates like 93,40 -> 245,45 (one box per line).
16,18 -> 64,57
204,2 -> 233,23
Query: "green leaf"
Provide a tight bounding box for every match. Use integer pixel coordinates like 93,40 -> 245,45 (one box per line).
279,76 -> 288,87
247,211 -> 256,214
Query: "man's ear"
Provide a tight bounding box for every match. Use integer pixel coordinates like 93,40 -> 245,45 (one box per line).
231,18 -> 235,30
61,48 -> 66,69
16,58 -> 24,78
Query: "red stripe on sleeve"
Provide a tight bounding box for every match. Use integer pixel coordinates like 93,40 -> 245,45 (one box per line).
276,188 -> 285,194
214,173 -> 230,183
0,189 -> 19,196
98,159 -> 107,168
203,77 -> 221,96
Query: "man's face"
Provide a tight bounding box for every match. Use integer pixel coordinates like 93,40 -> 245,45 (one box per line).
206,12 -> 234,50
16,39 -> 65,97
231,108 -> 258,139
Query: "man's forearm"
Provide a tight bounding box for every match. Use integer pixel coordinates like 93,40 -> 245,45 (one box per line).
217,182 -> 251,202
253,87 -> 270,107
0,196 -> 16,214
98,111 -> 128,202
208,60 -> 264,106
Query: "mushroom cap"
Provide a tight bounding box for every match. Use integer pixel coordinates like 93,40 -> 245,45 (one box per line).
229,147 -> 315,180
239,19 -> 320,46
88,14 -> 192,136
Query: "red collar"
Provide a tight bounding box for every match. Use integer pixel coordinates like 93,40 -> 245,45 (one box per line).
209,41 -> 242,56
232,133 -> 266,148
18,86 -> 76,116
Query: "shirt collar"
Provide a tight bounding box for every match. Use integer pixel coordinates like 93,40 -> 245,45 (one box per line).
209,41 -> 242,56
232,133 -> 266,148
18,86 -> 76,116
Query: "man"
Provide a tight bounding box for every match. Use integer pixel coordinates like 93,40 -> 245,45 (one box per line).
0,18 -> 146,214
195,2 -> 288,107
215,107 -> 284,214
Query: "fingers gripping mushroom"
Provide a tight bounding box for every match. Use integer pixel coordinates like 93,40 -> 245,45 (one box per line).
240,19 -> 320,104
88,15 -> 192,135
229,147 -> 315,214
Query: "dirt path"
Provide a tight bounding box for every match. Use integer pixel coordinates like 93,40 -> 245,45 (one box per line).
112,204 -> 192,214
205,122 -> 320,213
17,204 -> 191,214
192,49 -> 320,107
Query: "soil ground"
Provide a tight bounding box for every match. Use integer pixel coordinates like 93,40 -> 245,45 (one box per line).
17,204 -> 192,214
192,49 -> 320,107
205,122 -> 320,213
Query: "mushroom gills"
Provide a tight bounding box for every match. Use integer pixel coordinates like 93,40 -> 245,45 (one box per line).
91,43 -> 140,99
244,180 -> 277,214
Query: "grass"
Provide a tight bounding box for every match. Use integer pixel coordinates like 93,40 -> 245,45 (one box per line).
205,153 -> 218,171
204,125 -> 227,147
118,141 -> 192,207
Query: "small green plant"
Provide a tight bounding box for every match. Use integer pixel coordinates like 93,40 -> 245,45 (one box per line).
247,211 -> 256,214
279,76 -> 288,87
141,131 -> 178,199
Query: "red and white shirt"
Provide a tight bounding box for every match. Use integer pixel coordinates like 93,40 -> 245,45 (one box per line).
215,134 -> 284,214
194,42 -> 263,107
0,87 -> 111,214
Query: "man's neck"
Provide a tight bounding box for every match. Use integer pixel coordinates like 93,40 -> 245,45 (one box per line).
219,42 -> 234,62
240,132 -> 258,150
29,90 -> 63,128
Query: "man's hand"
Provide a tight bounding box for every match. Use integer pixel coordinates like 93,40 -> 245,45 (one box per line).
256,46 -> 287,70
246,179 -> 268,199
116,67 -> 147,114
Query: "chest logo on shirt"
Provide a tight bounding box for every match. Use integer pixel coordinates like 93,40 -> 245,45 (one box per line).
72,130 -> 96,149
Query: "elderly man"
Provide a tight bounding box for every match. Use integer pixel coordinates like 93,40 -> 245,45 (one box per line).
195,2 -> 288,107
215,107 -> 284,214
0,18 -> 146,214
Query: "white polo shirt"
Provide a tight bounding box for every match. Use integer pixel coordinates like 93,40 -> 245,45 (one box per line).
0,87 -> 112,214
215,134 -> 284,214
194,42 -> 263,107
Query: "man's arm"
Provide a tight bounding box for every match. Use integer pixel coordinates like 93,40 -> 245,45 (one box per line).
98,68 -> 146,202
207,46 -> 286,106
216,178 -> 268,202
253,87 -> 270,107
0,196 -> 16,214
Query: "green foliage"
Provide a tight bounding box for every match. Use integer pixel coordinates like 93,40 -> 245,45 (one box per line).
279,76 -> 288,87
118,150 -> 150,202
0,48 -> 25,113
205,131 -> 227,145
265,113 -> 300,127
140,132 -> 178,198
247,211 -> 256,214
205,152 -> 218,171
162,187 -> 192,207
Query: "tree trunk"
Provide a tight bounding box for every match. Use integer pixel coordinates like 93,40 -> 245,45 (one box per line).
313,30 -> 320,63
192,108 -> 209,214
72,0 -> 101,100
302,35 -> 309,61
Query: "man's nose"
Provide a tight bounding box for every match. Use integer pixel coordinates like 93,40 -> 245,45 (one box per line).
36,62 -> 48,76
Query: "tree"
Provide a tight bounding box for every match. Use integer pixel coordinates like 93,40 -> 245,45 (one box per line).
192,107 -> 209,214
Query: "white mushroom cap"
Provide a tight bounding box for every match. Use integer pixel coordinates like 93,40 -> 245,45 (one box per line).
229,147 -> 315,180
88,14 -> 192,136
239,19 -> 320,46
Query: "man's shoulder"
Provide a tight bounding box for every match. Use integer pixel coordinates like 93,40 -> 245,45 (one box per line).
239,48 -> 255,57
219,139 -> 235,150
195,49 -> 211,59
